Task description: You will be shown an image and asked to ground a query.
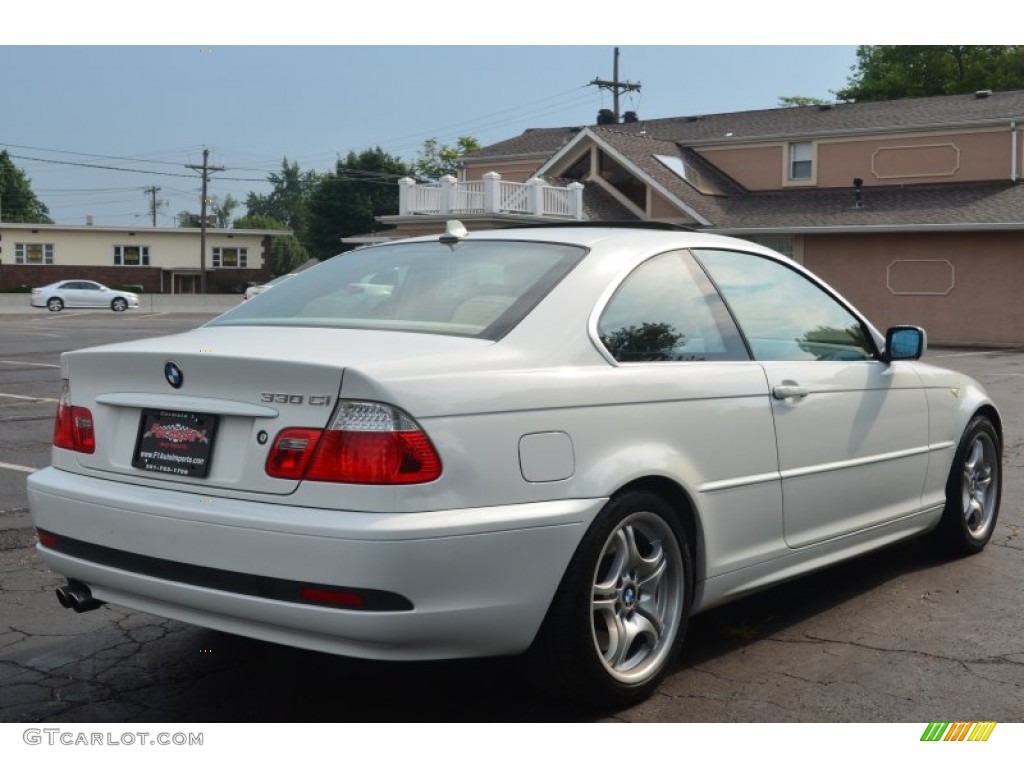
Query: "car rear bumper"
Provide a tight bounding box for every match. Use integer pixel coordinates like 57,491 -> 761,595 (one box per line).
28,466 -> 602,660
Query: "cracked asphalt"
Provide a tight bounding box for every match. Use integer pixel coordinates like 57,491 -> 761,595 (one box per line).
1,312 -> 1022,722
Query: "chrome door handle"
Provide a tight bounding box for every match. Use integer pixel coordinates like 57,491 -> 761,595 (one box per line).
772,385 -> 809,400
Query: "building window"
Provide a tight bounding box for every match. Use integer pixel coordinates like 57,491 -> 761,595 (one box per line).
114,245 -> 150,266
212,247 -> 247,268
789,142 -> 813,180
14,243 -> 54,265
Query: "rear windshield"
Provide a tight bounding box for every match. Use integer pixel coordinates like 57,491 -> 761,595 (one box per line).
210,240 -> 586,339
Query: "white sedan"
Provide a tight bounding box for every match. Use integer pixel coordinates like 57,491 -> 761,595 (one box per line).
31,280 -> 139,312
243,272 -> 294,300
28,223 -> 1002,707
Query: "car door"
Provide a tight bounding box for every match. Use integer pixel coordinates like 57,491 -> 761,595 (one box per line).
58,281 -> 88,307
595,250 -> 784,576
78,281 -> 106,307
694,248 -> 929,549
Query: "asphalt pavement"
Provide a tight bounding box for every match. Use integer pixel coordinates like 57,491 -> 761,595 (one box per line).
1,312 -> 1021,722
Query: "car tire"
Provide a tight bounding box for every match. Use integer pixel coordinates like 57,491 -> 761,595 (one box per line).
111,298 -> 128,312
47,298 -> 64,312
928,414 -> 1001,556
528,490 -> 692,708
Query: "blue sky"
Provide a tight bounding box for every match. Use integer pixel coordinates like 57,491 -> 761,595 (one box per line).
0,45 -> 860,226
4,1 -> 951,227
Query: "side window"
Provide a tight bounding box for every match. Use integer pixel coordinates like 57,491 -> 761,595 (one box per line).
694,249 -> 876,362
597,251 -> 747,363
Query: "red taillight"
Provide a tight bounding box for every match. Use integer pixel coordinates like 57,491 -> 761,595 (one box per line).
53,382 -> 95,454
264,428 -> 321,480
265,401 -> 442,485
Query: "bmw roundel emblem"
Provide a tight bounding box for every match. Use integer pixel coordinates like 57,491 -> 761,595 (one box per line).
164,361 -> 184,389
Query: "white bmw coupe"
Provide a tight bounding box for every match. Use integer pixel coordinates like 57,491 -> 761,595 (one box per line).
29,223 -> 1002,706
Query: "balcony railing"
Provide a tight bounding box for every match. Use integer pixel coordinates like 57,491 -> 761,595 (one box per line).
398,173 -> 584,220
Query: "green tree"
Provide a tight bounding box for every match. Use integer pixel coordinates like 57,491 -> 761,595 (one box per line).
305,148 -> 413,260
777,96 -> 830,107
176,210 -> 199,227
0,150 -> 52,223
244,158 -> 319,243
836,46 -> 1024,101
233,213 -> 309,276
414,136 -> 480,180
600,322 -> 684,362
211,193 -> 239,228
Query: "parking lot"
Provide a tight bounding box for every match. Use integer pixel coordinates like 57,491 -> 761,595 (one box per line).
1,309 -> 1022,722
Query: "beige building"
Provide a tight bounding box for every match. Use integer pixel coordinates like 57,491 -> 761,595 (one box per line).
386,90 -> 1024,345
0,223 -> 284,294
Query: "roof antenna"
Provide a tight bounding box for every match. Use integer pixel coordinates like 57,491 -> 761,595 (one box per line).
440,220 -> 468,247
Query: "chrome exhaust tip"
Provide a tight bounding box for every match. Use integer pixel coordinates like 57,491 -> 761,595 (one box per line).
56,581 -> 104,613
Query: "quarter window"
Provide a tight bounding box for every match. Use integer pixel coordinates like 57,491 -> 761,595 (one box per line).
114,245 -> 150,266
694,249 -> 875,362
597,251 -> 747,363
15,243 -> 54,265
789,141 -> 813,180
213,247 -> 247,268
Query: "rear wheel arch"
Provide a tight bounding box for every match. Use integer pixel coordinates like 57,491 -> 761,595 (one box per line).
524,476 -> 704,707
612,476 -> 703,584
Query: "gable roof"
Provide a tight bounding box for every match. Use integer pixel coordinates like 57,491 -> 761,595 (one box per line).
467,127 -> 581,160
593,89 -> 1024,144
470,89 -> 1024,232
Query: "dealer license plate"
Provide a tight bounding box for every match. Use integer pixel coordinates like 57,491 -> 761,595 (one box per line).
132,409 -> 218,478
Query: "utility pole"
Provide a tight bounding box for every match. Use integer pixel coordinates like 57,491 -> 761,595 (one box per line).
185,148 -> 224,294
143,186 -> 163,227
589,47 -> 642,122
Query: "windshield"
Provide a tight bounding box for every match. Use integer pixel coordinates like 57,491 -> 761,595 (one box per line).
211,239 -> 586,339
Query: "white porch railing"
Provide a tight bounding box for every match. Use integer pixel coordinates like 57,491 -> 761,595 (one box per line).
398,172 -> 584,219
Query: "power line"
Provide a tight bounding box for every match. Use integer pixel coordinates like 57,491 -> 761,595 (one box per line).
0,141 -> 192,167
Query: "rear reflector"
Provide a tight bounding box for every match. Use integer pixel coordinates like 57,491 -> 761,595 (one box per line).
37,529 -> 58,548
300,586 -> 365,607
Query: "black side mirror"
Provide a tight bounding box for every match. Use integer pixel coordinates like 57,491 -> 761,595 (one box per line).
882,325 -> 926,362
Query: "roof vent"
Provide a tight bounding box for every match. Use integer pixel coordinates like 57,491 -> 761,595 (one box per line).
623,111 -> 639,123
685,115 -> 703,122
974,89 -> 993,99
818,103 -> 833,111
597,109 -> 615,125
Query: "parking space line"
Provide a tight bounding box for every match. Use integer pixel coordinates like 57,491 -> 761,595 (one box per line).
0,360 -> 61,368
0,392 -> 59,403
0,461 -> 38,473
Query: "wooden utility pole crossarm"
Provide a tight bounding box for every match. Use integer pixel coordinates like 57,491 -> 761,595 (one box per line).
589,47 -> 642,122
185,148 -> 225,294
